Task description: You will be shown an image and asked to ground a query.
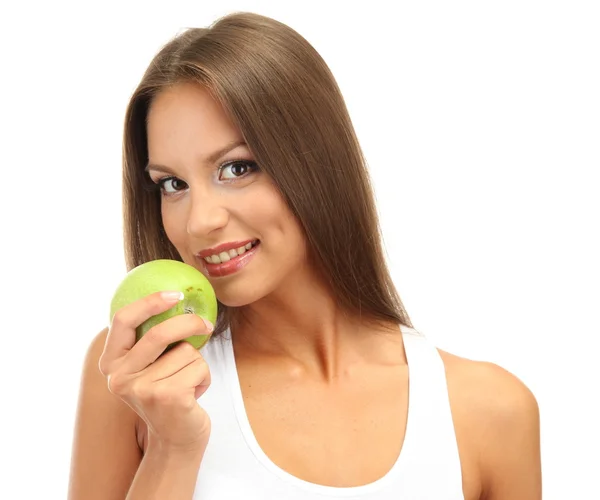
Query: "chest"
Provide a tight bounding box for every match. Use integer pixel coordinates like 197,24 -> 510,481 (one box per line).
234,358 -> 482,499
238,362 -> 410,488
136,348 -> 483,499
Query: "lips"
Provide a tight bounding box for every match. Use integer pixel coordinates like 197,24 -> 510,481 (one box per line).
198,240 -> 260,278
196,239 -> 258,259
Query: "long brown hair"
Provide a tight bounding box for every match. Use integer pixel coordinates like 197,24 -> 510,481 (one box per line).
121,12 -> 413,336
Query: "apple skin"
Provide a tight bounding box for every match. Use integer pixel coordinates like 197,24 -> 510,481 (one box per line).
109,259 -> 218,351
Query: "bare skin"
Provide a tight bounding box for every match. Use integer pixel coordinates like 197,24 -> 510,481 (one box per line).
70,324 -> 540,500
69,82 -> 541,499
228,339 -> 541,499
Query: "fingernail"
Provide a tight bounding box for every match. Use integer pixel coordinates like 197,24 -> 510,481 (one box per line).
202,318 -> 214,332
161,291 -> 184,302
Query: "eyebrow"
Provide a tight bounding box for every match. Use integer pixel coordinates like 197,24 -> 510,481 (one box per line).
144,140 -> 247,174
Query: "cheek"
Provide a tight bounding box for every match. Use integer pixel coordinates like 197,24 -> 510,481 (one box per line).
257,192 -> 308,259
250,188 -> 294,236
160,202 -> 186,244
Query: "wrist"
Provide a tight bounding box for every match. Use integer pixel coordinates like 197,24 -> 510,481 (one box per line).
127,433 -> 206,499
146,432 -> 208,461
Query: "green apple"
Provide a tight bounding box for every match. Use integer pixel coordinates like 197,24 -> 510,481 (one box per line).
109,259 -> 218,351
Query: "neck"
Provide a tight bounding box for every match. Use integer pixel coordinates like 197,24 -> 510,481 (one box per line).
230,267 -> 401,382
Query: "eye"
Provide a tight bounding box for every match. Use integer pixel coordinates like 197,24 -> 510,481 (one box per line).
218,160 -> 259,181
157,176 -> 188,194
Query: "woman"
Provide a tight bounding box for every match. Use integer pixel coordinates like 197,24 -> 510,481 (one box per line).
68,12 -> 541,499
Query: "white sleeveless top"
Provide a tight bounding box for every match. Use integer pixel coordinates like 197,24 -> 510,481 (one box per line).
193,324 -> 464,499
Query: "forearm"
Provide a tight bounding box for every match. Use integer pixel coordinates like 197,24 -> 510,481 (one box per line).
126,441 -> 205,500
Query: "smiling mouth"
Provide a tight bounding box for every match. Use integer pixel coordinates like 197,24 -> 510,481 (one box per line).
201,239 -> 260,264
199,239 -> 261,278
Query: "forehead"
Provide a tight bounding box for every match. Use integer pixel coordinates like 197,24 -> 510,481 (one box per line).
147,83 -> 241,157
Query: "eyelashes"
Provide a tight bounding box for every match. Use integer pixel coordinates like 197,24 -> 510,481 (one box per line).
154,176 -> 187,195
142,159 -> 260,195
218,159 -> 259,182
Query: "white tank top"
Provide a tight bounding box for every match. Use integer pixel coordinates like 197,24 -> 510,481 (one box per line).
193,324 -> 464,499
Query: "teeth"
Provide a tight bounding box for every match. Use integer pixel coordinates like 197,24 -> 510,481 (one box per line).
204,240 -> 258,264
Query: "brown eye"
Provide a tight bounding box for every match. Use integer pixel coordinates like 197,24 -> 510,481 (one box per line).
218,160 -> 258,181
158,177 -> 188,194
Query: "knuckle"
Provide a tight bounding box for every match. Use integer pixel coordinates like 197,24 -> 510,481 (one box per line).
194,357 -> 211,381
143,326 -> 167,348
130,378 -> 152,403
180,340 -> 201,356
195,353 -> 208,368
163,341 -> 201,366
130,379 -> 179,408
110,309 -> 128,330
107,373 -> 127,396
152,384 -> 178,406
196,351 -> 208,366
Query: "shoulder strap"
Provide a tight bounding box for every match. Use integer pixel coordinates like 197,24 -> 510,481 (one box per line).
399,325 -> 464,493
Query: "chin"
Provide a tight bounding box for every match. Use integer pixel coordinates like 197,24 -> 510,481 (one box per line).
212,283 -> 265,309
217,297 -> 251,308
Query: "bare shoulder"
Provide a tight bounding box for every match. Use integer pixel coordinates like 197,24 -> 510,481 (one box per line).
438,349 -> 542,499
438,349 -> 539,418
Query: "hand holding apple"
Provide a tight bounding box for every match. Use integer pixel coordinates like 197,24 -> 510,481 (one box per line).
109,259 -> 218,351
99,289 -> 214,453
100,259 -> 218,454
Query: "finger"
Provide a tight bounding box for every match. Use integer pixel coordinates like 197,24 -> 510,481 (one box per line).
147,356 -> 211,409
143,342 -> 205,382
165,356 -> 212,402
105,341 -> 206,405
124,314 -> 212,373
100,291 -> 184,373
194,377 -> 211,400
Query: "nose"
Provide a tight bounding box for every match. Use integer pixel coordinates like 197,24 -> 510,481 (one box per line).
186,188 -> 229,237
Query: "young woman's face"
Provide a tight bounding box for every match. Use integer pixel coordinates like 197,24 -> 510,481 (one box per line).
146,82 -> 309,306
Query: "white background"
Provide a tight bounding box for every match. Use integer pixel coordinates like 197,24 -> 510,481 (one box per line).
0,1 -> 598,498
